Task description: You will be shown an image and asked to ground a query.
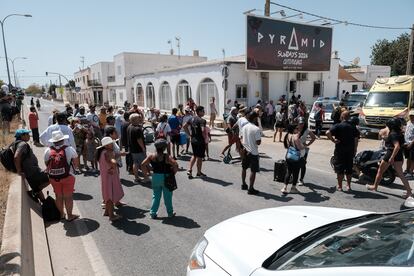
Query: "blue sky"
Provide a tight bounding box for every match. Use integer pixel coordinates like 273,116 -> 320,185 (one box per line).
2,0 -> 413,87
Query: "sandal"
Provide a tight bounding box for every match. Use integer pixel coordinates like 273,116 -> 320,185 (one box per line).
67,214 -> 80,222
196,172 -> 207,177
109,214 -> 122,221
336,186 -> 343,191
402,190 -> 413,199
187,170 -> 193,179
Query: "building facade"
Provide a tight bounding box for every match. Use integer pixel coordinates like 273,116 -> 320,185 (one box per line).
346,65 -> 391,89
132,55 -> 342,116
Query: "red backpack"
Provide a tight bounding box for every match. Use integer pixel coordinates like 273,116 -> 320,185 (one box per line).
47,146 -> 70,180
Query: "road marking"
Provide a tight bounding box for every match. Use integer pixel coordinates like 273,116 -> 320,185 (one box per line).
72,203 -> 112,276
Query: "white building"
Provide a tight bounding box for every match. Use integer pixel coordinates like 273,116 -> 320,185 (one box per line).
72,52 -> 207,106
108,52 -> 207,106
338,66 -> 364,95
346,65 -> 391,89
132,55 -> 342,117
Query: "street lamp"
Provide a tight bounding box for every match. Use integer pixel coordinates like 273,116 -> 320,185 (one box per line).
284,13 -> 303,20
270,10 -> 286,16
14,69 -> 24,87
0,14 -> 32,89
0,56 -> 28,87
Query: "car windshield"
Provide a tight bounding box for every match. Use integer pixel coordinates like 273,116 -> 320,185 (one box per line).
312,102 -> 335,112
344,94 -> 367,105
276,210 -> 414,270
364,91 -> 409,108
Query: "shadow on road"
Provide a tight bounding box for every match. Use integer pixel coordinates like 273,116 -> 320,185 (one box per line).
83,170 -> 100,177
254,190 -> 293,202
120,179 -> 137,187
73,192 -> 93,201
205,158 -> 221,163
201,176 -> 233,186
349,190 -> 389,200
63,218 -> 100,237
260,167 -> 273,172
161,215 -> 200,229
116,205 -> 148,219
111,220 -> 150,236
303,182 -> 337,194
298,191 -> 330,203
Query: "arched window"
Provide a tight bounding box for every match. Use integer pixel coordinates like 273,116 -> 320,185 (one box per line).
159,81 -> 172,111
177,80 -> 191,107
136,83 -> 144,107
198,78 -> 219,115
145,82 -> 155,108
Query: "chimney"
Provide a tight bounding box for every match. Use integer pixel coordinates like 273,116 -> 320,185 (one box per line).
193,50 -> 199,57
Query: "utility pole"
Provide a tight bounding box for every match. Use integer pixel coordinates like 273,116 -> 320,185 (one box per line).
261,0 -> 271,102
406,24 -> 414,75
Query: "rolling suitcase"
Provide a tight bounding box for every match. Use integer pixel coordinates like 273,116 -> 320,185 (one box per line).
274,160 -> 286,182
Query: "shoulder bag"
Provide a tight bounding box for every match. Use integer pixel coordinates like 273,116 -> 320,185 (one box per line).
163,154 -> 177,192
285,136 -> 301,162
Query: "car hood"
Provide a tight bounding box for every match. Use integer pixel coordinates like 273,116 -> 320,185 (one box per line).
204,206 -> 370,275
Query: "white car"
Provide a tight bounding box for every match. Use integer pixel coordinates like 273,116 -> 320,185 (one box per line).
308,99 -> 339,132
187,206 -> 414,275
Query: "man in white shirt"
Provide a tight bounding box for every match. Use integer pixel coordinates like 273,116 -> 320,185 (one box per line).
44,130 -> 79,221
240,111 -> 262,195
40,112 -> 76,148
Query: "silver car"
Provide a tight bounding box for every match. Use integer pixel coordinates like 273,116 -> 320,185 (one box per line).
308,99 -> 339,132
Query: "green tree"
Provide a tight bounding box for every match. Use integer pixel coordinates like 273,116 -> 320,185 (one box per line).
48,84 -> 57,95
370,33 -> 410,76
25,84 -> 43,95
0,80 -> 4,87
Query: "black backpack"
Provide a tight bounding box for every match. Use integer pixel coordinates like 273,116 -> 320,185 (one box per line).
0,141 -> 24,172
41,192 -> 61,222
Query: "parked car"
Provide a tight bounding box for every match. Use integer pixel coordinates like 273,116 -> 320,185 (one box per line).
308,99 -> 339,132
343,91 -> 369,112
187,206 -> 414,276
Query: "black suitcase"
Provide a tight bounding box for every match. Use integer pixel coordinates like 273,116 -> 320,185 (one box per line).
274,160 -> 286,182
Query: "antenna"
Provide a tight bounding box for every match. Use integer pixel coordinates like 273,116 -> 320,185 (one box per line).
222,48 -> 225,61
352,57 -> 360,66
80,56 -> 85,69
175,36 -> 181,59
167,40 -> 174,55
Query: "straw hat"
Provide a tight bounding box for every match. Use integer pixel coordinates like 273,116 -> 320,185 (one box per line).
48,130 -> 69,143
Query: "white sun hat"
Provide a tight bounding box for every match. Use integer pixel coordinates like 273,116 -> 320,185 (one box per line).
97,137 -> 115,149
48,130 -> 69,143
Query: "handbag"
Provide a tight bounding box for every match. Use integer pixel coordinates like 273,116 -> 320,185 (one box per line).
285,136 -> 301,162
163,154 -> 177,191
164,173 -> 177,192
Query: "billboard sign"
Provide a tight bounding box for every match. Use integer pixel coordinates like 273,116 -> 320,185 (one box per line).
246,15 -> 332,71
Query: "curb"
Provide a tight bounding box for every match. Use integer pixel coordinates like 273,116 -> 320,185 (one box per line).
0,176 -> 54,276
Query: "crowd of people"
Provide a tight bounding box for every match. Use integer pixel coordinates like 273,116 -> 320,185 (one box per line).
9,93 -> 414,224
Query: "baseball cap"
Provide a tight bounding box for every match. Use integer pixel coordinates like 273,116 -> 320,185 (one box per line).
230,106 -> 237,112
15,129 -> 31,138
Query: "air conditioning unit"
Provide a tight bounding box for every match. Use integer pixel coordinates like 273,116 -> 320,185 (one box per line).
296,73 -> 308,81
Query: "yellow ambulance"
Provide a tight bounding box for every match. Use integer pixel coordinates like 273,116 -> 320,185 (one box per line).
359,75 -> 414,135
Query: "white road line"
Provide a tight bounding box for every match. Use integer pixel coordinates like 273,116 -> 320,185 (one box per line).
72,203 -> 112,276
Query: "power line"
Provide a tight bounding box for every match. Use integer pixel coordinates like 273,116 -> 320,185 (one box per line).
270,2 -> 412,30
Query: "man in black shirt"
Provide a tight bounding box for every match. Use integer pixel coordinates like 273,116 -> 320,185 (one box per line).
185,106 -> 207,179
326,111 -> 359,191
127,113 -> 146,182
14,129 -> 49,201
121,112 -> 132,174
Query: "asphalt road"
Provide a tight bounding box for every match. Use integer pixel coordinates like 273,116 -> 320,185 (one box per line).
27,98 -> 410,276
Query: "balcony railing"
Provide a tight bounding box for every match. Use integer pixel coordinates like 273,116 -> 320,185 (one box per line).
107,76 -> 115,82
88,80 -> 102,87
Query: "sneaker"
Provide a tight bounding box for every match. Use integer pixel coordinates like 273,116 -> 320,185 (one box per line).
281,187 -> 288,194
247,188 -> 259,195
298,179 -> 304,186
168,212 -> 176,218
150,213 -> 157,219
196,172 -> 207,177
241,184 -> 248,190
290,186 -> 299,193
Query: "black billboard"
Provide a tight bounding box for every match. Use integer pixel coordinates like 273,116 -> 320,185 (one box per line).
246,15 -> 332,71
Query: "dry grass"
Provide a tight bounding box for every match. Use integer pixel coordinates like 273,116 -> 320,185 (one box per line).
0,119 -> 20,248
